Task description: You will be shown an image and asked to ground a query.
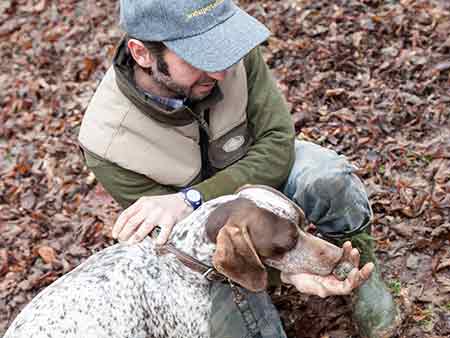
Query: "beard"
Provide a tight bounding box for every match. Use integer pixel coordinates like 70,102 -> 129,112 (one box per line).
146,57 -> 215,102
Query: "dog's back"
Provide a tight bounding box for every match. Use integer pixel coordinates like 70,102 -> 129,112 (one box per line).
4,240 -> 211,338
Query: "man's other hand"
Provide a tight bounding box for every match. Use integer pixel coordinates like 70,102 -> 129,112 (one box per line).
112,193 -> 193,245
280,241 -> 374,298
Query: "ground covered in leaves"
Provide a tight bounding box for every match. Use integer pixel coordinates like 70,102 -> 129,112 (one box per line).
1,0 -> 449,337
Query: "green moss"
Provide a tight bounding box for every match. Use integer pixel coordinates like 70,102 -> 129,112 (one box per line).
443,302 -> 450,312
418,306 -> 434,332
388,280 -> 401,296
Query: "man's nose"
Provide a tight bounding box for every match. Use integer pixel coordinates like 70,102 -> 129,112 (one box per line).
206,70 -> 227,81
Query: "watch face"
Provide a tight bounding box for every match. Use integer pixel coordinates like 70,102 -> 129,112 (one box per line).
186,189 -> 201,202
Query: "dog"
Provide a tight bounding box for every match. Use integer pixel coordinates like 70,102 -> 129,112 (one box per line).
4,185 -> 351,338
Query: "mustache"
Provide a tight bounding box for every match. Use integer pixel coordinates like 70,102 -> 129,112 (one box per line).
196,78 -> 217,86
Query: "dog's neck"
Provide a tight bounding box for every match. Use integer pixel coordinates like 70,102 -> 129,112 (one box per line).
168,195 -> 237,265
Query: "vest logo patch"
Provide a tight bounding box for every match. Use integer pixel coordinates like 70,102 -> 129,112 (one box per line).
223,136 -> 245,153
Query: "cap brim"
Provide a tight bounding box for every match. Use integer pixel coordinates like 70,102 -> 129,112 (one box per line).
164,7 -> 270,72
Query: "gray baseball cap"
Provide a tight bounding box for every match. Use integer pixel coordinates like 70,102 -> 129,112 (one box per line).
119,0 -> 270,72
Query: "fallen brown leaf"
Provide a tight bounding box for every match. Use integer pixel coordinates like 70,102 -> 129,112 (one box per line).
37,246 -> 57,264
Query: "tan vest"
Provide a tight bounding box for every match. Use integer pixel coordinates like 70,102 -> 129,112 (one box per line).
78,62 -> 252,187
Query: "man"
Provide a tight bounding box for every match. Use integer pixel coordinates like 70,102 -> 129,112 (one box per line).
78,1 -> 398,337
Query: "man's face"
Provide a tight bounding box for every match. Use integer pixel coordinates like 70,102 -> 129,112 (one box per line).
150,49 -> 228,101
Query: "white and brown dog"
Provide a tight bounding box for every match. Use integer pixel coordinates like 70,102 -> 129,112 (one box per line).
4,185 -> 372,338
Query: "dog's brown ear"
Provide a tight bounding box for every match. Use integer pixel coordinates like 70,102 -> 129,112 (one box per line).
213,221 -> 268,292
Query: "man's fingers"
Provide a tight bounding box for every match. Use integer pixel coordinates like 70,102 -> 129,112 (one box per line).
127,219 -> 157,244
341,242 -> 362,270
112,203 -> 140,238
349,248 -> 360,268
346,263 -> 374,290
360,262 -> 374,281
112,193 -> 193,245
281,268 -> 373,298
156,221 -> 176,245
342,241 -> 353,261
124,209 -> 177,245
117,209 -> 147,242
282,262 -> 375,298
346,268 -> 361,289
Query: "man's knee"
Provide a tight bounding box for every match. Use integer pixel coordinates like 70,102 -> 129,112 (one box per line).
209,283 -> 286,338
284,141 -> 372,238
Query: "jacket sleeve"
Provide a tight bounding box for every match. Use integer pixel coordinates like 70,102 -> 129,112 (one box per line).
192,46 -> 295,201
83,149 -> 176,208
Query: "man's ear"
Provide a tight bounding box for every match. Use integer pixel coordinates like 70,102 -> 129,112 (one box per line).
127,39 -> 154,68
213,222 -> 268,292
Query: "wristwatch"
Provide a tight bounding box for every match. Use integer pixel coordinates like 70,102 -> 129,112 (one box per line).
180,188 -> 203,210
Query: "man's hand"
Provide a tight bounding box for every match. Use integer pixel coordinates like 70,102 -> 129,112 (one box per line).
112,193 -> 193,245
280,241 -> 374,298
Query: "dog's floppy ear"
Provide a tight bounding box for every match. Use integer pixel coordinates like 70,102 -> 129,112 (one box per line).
213,221 -> 268,292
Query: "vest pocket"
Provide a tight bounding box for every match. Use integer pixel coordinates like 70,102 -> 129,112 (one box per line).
208,122 -> 253,171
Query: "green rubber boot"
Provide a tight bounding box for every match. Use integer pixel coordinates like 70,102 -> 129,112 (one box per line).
334,232 -> 400,338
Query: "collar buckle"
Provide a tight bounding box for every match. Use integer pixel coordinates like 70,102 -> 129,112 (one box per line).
202,267 -> 226,282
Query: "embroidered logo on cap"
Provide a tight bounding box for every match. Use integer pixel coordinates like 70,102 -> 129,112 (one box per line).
223,135 -> 245,153
187,0 -> 225,20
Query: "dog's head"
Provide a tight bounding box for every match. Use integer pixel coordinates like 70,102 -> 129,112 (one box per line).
205,197 -> 303,292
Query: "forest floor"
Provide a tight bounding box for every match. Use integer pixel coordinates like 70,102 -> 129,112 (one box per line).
1,0 -> 449,337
